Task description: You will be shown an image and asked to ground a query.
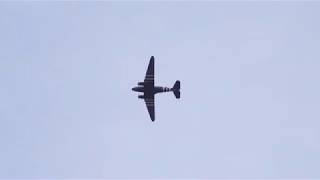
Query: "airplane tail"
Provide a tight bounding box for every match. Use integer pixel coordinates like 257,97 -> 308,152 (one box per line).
172,80 -> 180,99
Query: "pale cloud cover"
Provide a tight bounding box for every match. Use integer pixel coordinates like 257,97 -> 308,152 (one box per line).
0,2 -> 320,178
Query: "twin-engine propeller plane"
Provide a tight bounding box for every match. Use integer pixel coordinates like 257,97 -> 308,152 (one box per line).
132,56 -> 180,121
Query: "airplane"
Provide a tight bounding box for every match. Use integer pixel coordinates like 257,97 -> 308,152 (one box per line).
132,56 -> 180,121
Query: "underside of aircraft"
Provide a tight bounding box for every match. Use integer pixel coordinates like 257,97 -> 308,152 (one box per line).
132,56 -> 180,121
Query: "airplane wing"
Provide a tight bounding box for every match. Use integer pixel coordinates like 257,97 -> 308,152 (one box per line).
144,56 -> 154,86
144,56 -> 155,121
144,95 -> 155,121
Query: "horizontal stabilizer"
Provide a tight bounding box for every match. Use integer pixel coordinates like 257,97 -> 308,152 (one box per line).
172,80 -> 180,99
174,90 -> 180,99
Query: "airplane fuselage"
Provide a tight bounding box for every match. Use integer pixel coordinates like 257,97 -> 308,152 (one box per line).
132,85 -> 172,94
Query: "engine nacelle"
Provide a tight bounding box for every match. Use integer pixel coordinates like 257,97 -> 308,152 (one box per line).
138,95 -> 145,99
138,82 -> 144,86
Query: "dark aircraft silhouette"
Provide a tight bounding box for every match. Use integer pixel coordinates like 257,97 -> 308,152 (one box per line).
132,56 -> 180,121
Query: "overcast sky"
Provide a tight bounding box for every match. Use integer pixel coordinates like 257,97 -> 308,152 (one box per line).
1,1 -> 320,178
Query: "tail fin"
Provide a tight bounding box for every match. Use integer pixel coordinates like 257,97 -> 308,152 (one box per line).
172,80 -> 180,99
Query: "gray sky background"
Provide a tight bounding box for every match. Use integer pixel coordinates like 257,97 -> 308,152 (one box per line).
1,1 -> 320,178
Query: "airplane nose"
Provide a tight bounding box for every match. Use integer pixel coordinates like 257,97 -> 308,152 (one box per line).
132,87 -> 137,91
